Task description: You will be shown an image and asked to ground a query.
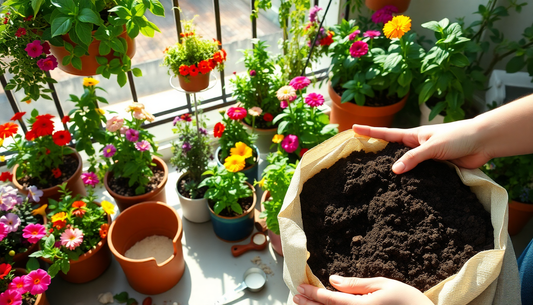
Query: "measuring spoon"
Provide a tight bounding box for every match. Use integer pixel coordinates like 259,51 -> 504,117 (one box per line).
231,232 -> 267,257
214,267 -> 267,305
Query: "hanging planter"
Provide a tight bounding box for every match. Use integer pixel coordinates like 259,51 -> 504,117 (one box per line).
177,71 -> 211,92
365,0 -> 411,13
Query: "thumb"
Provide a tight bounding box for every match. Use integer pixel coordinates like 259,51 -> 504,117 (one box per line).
392,145 -> 434,174
329,275 -> 387,295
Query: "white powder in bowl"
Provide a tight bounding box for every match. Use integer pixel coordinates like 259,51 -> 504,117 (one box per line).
125,235 -> 174,264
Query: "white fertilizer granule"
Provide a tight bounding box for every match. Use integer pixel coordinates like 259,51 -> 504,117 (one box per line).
125,235 -> 174,264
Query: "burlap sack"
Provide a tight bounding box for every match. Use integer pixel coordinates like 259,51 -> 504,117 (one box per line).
279,130 -> 521,305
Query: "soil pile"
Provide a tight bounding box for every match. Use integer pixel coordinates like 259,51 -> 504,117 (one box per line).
300,142 -> 494,291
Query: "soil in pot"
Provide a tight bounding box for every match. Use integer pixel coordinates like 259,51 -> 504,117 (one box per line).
209,196 -> 254,217
300,142 -> 494,292
333,86 -> 399,107
108,166 -> 164,197
177,175 -> 207,199
16,154 -> 78,189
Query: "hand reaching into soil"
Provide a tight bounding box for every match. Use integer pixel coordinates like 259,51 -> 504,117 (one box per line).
353,94 -> 533,174
293,275 -> 434,305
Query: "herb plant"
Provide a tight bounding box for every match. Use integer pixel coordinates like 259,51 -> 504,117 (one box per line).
199,166 -> 252,215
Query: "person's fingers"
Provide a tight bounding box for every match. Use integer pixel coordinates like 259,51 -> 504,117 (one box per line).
352,124 -> 422,148
293,294 -> 323,305
297,284 -> 367,305
393,145 -> 435,174
329,275 -> 384,295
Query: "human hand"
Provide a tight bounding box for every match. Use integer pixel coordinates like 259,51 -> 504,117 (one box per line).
293,275 -> 434,305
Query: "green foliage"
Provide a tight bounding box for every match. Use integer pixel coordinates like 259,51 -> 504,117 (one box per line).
198,166 -> 252,215
482,154 -> 533,204
114,291 -> 138,305
257,153 -> 296,234
216,108 -> 256,163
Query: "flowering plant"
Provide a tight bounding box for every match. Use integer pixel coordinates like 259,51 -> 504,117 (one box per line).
482,154 -> 533,204
1,110 -> 75,188
102,102 -> 160,195
163,16 -> 226,82
214,107 -> 257,167
170,113 -> 212,199
273,76 -> 337,157
198,166 -> 252,216
303,5 -> 334,53
229,40 -> 284,129
30,181 -> 113,277
0,264 -> 51,304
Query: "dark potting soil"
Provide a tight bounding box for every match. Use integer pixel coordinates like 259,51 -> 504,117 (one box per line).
108,166 -> 165,197
333,85 -> 399,107
209,195 -> 254,217
18,153 -> 78,189
300,142 -> 494,292
177,175 -> 207,199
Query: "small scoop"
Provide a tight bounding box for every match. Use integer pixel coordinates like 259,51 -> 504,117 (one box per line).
231,232 -> 267,257
214,267 -> 267,305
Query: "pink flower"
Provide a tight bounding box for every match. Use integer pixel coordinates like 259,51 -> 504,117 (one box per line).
22,223 -> 46,244
0,213 -> 21,233
309,5 -> 323,22
0,223 -> 7,241
81,172 -> 99,187
23,269 -> 51,295
280,101 -> 288,109
9,276 -> 27,295
371,5 -> 398,24
281,134 -> 299,153
348,30 -> 361,41
42,42 -> 50,55
304,93 -> 325,107
60,227 -> 84,250
25,40 -> 43,58
120,126 -> 128,134
37,55 -> 58,71
134,140 -> 151,152
126,129 -> 139,142
132,110 -> 146,120
289,76 -> 311,90
364,30 -> 381,39
0,289 -> 21,305
350,41 -> 369,58
15,27 -> 26,37
102,144 -> 116,158
105,116 -> 124,132
227,107 -> 247,120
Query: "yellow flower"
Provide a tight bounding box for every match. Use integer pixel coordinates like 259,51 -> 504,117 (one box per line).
257,177 -> 265,188
0,156 -> 4,162
0,138 -> 4,146
272,134 -> 284,144
230,142 -> 253,159
9,250 -> 15,256
383,15 -> 411,39
224,155 -> 246,173
96,108 -> 105,115
51,212 -> 67,223
31,204 -> 48,217
83,77 -> 99,86
101,200 -> 115,215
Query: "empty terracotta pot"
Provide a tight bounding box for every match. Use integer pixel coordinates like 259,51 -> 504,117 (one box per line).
178,71 -> 210,92
508,200 -> 533,236
108,201 -> 185,295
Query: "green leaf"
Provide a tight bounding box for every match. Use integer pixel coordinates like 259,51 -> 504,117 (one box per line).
506,55 -> 526,73
73,45 -> 86,57
438,18 -> 450,29
32,0 -> 45,17
96,56 -> 108,65
398,70 -> 412,87
132,67 -> 142,77
418,81 -> 436,104
278,121 -> 289,134
110,38 -> 125,53
51,16 -> 73,37
60,259 -> 70,273
51,0 -> 76,14
149,0 -> 165,16
48,262 -> 61,277
109,6 -> 132,19
117,71 -> 127,87
114,292 -> 129,303
383,53 -> 402,71
421,20 -> 442,32
139,23 -> 155,37
78,8 -> 102,25
44,234 -> 55,249
449,53 -> 469,67
429,101 -> 446,121
75,22 -> 93,46
26,257 -> 40,271
72,56 -> 82,70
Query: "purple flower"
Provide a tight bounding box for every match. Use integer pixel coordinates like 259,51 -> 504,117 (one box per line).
363,30 -> 381,39
135,140 -> 151,152
304,92 -> 325,107
290,76 -> 311,90
26,185 -> 43,203
348,30 -> 361,41
25,40 -> 43,58
172,116 -> 181,126
309,5 -> 323,22
81,172 -> 99,187
371,5 -> 398,24
249,70 -> 256,77
126,129 -> 139,142
182,142 -> 192,153
0,213 -> 21,233
36,55 -> 58,71
281,134 -> 299,154
199,127 -> 208,135
0,185 -> 21,211
350,41 -> 369,58
102,144 -> 116,158
280,101 -> 288,109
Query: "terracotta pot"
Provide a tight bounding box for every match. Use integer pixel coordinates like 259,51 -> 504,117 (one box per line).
40,202 -> 112,283
242,121 -> 277,153
208,182 -> 257,242
12,148 -> 86,206
261,191 -> 283,256
49,27 -> 136,76
178,71 -> 210,92
328,83 -> 407,132
108,201 -> 185,295
508,200 -> 533,236
104,156 -> 168,212
365,0 -> 411,13
10,215 -> 47,268
14,268 -> 50,305
176,172 -> 210,223
215,146 -> 260,185
419,102 -> 444,126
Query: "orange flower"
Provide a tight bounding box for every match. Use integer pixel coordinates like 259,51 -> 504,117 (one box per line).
0,122 -> 18,138
72,201 -> 86,208
179,65 -> 189,76
53,220 -> 66,231
198,60 -> 211,74
163,46 -> 169,53
99,223 -> 109,239
213,52 -> 223,63
10,112 -> 26,121
189,65 -> 199,77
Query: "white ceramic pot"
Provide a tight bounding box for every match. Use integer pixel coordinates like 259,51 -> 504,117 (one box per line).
419,103 -> 444,126
242,122 -> 277,153
176,173 -> 211,223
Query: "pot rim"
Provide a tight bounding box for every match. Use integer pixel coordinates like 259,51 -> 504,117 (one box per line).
207,182 -> 257,220
176,171 -> 208,202
328,81 -> 408,113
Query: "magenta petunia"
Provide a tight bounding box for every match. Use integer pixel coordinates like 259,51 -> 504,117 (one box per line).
249,70 -> 256,76
289,76 -> 311,90
304,92 -> 325,107
350,41 -> 369,58
102,144 -> 116,158
0,289 -> 22,305
36,55 -> 58,71
22,223 -> 46,244
42,42 -> 51,55
25,40 -> 43,58
135,140 -> 151,152
371,5 -> 398,24
363,30 -> 381,39
348,30 -> 361,41
281,134 -> 299,154
126,128 -> 139,142
81,172 -> 99,187
0,223 -> 7,241
226,107 -> 247,120
9,276 -> 27,295
280,101 -> 288,109
309,5 -> 323,23
23,269 -> 51,295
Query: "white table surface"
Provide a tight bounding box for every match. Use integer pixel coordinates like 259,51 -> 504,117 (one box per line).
45,157 -> 290,305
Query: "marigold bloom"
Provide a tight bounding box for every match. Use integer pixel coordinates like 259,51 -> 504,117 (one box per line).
101,200 -> 115,215
72,201 -> 86,209
22,223 -> 46,243
24,269 -> 51,295
213,51 -> 223,63
213,122 -> 225,138
83,77 -> 99,86
189,65 -> 199,77
227,107 -> 247,120
37,55 -> 58,71
224,155 -> 246,173
304,92 -> 325,107
10,112 -> 26,121
106,116 -> 124,132
383,15 -> 411,39
32,117 -> 54,137
230,142 -> 253,159
289,76 -> 311,90
0,122 -> 18,138
281,134 -> 299,153
52,130 -> 71,146
99,223 -> 109,239
81,172 -> 99,187
249,107 -> 263,117
272,134 -> 284,144
263,113 -> 273,122
179,65 -> 189,76
51,212 -> 67,223
31,204 -> 48,218
60,227 -> 84,250
276,86 -> 297,101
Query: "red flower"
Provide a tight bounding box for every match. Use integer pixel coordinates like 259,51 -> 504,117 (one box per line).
181,113 -> 192,122
32,117 -> 54,137
99,223 -> 109,239
72,201 -> 86,209
263,113 -> 273,122
213,122 -> 225,138
0,263 -> 12,279
24,15 -> 34,21
189,65 -> 199,77
36,114 -> 54,120
45,148 -> 50,155
213,38 -> 221,45
319,31 -> 334,46
220,49 -> 227,60
213,52 -> 223,63
10,112 -> 26,121
49,228 -> 54,233
0,122 -> 18,138
208,59 -> 216,69
52,168 -> 61,178
0,171 -> 13,182
226,107 -> 247,120
52,130 -> 71,146
299,148 -> 309,157
15,27 -> 26,37
53,220 -> 66,230
42,42 -> 51,55
179,65 -> 189,76
198,60 -> 211,74
61,115 -> 70,124
25,130 -> 36,141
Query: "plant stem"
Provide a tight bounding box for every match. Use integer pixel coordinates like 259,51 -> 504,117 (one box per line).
484,40 -> 533,76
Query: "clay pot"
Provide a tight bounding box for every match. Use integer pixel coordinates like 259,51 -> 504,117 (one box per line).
178,71 -> 211,92
261,191 -> 283,256
508,200 -> 533,236
419,103 -> 444,126
14,269 -> 50,305
328,83 -> 407,132
242,121 -> 277,153
49,27 -> 136,76
12,148 -> 86,206
108,201 -> 185,295
365,0 -> 411,13
215,146 -> 260,185
176,172 -> 210,223
104,156 -> 168,212
40,202 -> 112,283
208,182 -> 257,242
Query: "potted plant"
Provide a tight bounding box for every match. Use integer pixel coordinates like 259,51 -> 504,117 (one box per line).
0,264 -> 51,305
199,165 -> 256,242
482,154 -> 533,236
273,76 -> 338,158
327,15 -> 424,131
1,111 -> 86,204
214,107 -> 260,184
162,16 -> 227,92
257,153 -> 296,256
30,181 -> 114,283
102,102 -> 167,212
229,40 -> 284,153
170,113 -> 212,223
